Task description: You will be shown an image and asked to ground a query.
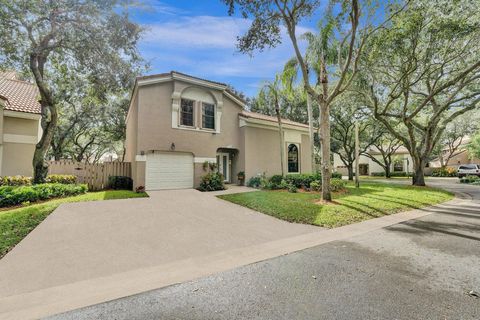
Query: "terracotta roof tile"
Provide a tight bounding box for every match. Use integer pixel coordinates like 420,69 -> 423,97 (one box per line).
240,110 -> 309,129
0,76 -> 41,114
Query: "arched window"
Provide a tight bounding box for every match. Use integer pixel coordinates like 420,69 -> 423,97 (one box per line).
288,144 -> 299,173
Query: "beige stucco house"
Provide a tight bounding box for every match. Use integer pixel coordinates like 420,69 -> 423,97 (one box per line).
0,72 -> 41,176
125,71 -> 312,190
333,146 -> 414,176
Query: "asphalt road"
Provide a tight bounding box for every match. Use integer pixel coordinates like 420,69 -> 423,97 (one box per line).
47,179 -> 480,320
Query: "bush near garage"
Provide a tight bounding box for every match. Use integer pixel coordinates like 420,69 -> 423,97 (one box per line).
431,167 -> 457,177
0,183 -> 88,208
108,176 -> 133,190
198,172 -> 225,191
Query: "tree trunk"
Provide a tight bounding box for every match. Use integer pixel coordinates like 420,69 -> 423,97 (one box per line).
33,103 -> 57,183
412,158 -> 426,186
347,164 -> 354,181
385,164 -> 391,178
275,99 -> 285,176
320,101 -> 332,201
306,94 -> 315,172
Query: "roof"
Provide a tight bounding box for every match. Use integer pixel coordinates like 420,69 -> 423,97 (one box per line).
368,145 -> 410,154
240,110 -> 309,129
136,71 -> 247,105
0,74 -> 41,114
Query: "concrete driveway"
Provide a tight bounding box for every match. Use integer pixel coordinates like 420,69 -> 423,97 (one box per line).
0,187 -> 319,319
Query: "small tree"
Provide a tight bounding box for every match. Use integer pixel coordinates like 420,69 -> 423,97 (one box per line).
0,0 -> 143,182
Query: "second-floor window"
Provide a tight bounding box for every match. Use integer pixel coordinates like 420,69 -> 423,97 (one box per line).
202,103 -> 215,129
180,98 -> 194,127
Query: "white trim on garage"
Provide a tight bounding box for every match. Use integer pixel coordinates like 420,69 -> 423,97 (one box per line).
145,152 -> 194,190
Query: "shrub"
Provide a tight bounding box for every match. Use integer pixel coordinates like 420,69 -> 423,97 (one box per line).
285,173 -> 322,189
460,175 -> 480,184
287,183 -> 297,193
0,183 -> 88,208
46,174 -> 77,184
269,174 -> 284,187
247,173 -> 268,189
371,172 -> 386,177
390,172 -> 412,177
310,180 -> 321,192
431,167 -> 457,177
330,178 -> 347,192
332,172 -> 343,179
198,172 -> 225,191
0,175 -> 32,186
108,176 -> 133,190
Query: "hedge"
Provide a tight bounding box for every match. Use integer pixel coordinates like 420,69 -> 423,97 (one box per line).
431,167 -> 457,177
0,183 -> 88,208
0,174 -> 77,186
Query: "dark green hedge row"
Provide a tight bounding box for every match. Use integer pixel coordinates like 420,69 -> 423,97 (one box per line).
108,176 -> 133,190
0,183 -> 87,208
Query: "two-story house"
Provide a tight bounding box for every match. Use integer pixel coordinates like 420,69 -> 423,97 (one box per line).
125,71 -> 313,190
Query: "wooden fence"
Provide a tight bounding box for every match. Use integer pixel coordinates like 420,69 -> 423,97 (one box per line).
48,160 -> 131,191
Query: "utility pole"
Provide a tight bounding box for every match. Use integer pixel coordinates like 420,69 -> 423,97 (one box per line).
355,121 -> 360,188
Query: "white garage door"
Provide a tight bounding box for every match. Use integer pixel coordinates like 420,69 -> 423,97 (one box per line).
146,152 -> 194,190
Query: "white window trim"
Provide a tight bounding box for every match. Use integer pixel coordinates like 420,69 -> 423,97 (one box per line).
287,142 -> 300,174
179,98 -> 195,128
201,102 -> 216,131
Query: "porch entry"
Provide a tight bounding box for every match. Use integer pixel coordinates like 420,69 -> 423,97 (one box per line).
216,152 -> 230,182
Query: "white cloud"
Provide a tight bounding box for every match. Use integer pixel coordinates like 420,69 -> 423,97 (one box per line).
143,16 -> 250,49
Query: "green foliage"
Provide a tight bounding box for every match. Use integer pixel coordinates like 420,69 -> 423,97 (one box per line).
459,176 -> 480,184
45,174 -> 77,184
247,175 -> 266,188
371,172 -> 385,177
0,183 -> 88,208
198,172 -> 225,192
0,176 -> 32,186
108,176 -> 133,190
468,132 -> 480,160
0,175 -> 77,186
431,168 -> 457,177
330,178 -> 346,192
310,180 -> 321,192
285,173 -> 322,189
218,182 -> 453,228
287,183 -> 297,193
332,172 -> 343,179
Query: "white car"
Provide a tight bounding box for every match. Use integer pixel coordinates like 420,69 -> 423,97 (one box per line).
458,164 -> 480,178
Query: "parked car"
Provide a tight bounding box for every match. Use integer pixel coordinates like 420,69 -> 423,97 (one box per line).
457,164 -> 480,178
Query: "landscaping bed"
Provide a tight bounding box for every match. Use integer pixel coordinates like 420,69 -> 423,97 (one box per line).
0,190 -> 148,258
218,182 -> 453,228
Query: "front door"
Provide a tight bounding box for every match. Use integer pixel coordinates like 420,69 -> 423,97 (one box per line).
217,152 -> 230,183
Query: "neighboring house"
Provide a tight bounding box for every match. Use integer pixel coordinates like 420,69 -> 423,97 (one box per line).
0,72 -> 41,176
429,137 -> 480,168
125,71 -> 312,190
333,146 -> 414,176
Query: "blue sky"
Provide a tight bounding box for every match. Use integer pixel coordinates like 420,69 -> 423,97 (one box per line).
129,0 -> 322,98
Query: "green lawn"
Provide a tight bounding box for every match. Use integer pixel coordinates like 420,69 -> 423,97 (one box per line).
0,190 -> 147,259
218,182 -> 453,228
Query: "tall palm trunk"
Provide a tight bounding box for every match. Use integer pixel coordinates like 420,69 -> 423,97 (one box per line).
275,97 -> 285,176
306,93 -> 315,172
